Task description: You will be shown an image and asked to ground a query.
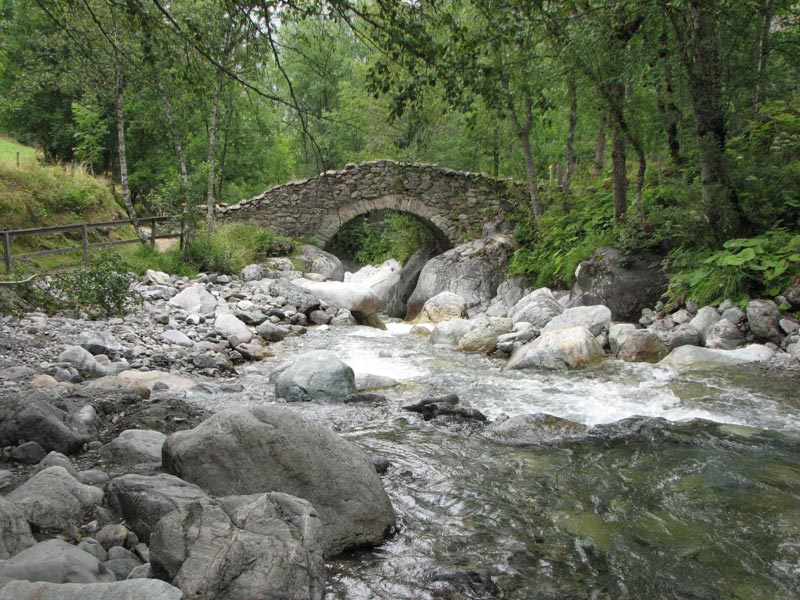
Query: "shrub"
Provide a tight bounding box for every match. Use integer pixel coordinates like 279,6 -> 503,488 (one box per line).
4,252 -> 133,317
665,230 -> 800,308
182,221 -> 295,275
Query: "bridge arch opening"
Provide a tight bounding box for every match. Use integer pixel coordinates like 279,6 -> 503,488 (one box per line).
324,208 -> 451,268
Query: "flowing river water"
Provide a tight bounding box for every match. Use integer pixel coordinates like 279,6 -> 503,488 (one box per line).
185,324 -> 800,599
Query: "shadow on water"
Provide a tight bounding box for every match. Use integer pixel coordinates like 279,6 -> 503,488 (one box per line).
185,326 -> 800,599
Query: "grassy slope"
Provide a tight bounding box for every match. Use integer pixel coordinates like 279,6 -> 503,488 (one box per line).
0,134 -> 39,166
1,135 -> 130,272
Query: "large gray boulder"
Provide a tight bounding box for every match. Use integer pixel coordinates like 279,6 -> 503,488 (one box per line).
274,350 -> 356,402
0,497 -> 36,559
746,299 -> 782,344
150,493 -> 324,600
617,330 -> 669,363
704,319 -> 746,350
0,580 -> 183,600
457,317 -> 513,354
267,279 -> 320,314
0,394 -> 91,454
0,539 -> 115,587
56,346 -> 108,378
98,429 -> 166,465
486,275 -> 527,318
384,249 -> 431,318
572,247 -> 666,321
420,291 -> 468,323
508,288 -> 564,327
77,331 -> 123,357
240,263 -> 266,281
688,306 -> 721,344
294,244 -> 345,281
169,284 -> 217,315
7,466 -> 103,537
162,406 -> 396,556
406,234 -> 517,320
506,326 -> 605,370
105,473 -> 208,543
608,323 -> 637,355
542,305 -> 612,337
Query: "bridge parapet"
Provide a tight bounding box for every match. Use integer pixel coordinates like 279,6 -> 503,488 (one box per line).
217,160 -> 527,246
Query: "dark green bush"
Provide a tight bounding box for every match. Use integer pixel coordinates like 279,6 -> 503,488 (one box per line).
665,230 -> 800,308
3,252 -> 133,317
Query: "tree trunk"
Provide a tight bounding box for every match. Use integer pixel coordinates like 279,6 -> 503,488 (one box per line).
591,114 -> 607,176
754,0 -> 773,108
607,76 -> 628,224
688,3 -> 748,238
114,42 -> 146,243
663,1 -> 750,239
492,126 -> 500,178
629,134 -> 647,226
509,98 -> 543,217
656,31 -> 682,166
610,113 -> 628,224
562,72 -> 578,212
206,69 -> 224,235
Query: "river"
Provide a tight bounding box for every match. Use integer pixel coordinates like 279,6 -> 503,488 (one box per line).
185,323 -> 800,599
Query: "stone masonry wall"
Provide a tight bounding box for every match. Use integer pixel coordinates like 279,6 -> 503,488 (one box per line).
216,160 -> 528,246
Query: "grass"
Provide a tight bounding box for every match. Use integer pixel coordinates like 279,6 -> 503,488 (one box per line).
0,134 -> 39,167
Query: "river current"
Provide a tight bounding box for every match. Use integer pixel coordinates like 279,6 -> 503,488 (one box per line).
185,324 -> 800,599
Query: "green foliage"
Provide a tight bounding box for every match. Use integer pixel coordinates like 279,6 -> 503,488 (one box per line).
728,99 -> 800,230
119,243 -> 198,278
181,221 -> 295,275
326,210 -> 436,265
0,134 -> 39,165
0,160 -> 124,231
665,231 -> 800,308
508,190 -> 616,288
71,94 -> 108,171
10,252 -> 133,317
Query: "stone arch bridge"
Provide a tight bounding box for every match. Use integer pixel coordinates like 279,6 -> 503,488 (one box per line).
217,160 -> 528,248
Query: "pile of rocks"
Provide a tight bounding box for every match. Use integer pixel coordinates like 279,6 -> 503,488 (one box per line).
421,282 -> 800,373
0,253 -> 409,599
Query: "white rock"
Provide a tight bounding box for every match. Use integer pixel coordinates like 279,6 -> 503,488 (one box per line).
507,326 -> 605,370
168,284 -> 216,315
214,313 -> 253,344
542,305 -> 612,337
659,344 -> 775,371
161,330 -> 193,347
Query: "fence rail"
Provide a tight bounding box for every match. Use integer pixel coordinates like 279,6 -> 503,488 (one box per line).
1,215 -> 181,275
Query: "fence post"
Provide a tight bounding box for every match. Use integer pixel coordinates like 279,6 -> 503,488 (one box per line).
150,218 -> 156,248
3,231 -> 12,275
81,224 -> 89,267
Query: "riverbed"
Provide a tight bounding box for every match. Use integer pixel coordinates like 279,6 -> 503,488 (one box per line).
185,324 -> 800,599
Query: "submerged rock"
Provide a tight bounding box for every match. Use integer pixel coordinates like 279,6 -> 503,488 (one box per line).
486,413 -> 588,445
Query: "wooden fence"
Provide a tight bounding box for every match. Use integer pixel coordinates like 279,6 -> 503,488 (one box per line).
1,216 -> 181,275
